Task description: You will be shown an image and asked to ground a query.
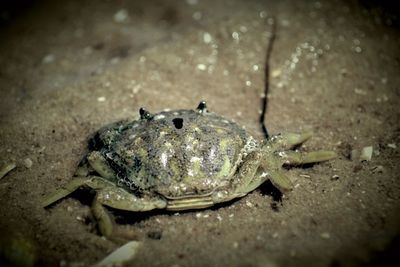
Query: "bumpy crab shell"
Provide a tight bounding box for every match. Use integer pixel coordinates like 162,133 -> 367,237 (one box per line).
90,102 -> 256,199
43,102 -> 336,238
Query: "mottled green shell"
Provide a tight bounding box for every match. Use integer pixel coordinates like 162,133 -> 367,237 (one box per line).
93,109 -> 251,197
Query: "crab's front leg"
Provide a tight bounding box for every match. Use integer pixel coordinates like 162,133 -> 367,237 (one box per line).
260,131 -> 337,192
214,146 -> 291,202
215,150 -> 265,201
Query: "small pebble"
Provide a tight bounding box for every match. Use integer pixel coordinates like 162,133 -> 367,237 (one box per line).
272,69 -> 281,77
42,54 -> 55,64
192,11 -> 202,20
331,174 -> 340,181
354,88 -> 367,95
203,32 -> 212,44
232,31 -> 240,41
387,143 -> 396,149
110,57 -> 120,64
360,146 -> 373,161
197,64 -> 206,71
245,200 -> 254,208
114,9 -> 129,23
24,158 -> 33,168
354,46 -> 362,53
97,96 -> 106,102
320,232 -> 331,239
186,0 -> 198,5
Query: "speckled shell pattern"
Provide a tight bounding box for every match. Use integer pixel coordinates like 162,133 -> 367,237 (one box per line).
92,109 -> 251,197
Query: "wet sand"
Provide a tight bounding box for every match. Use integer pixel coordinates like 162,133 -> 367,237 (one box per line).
0,0 -> 399,266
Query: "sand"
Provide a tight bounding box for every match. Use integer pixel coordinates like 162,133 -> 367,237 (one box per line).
0,0 -> 399,266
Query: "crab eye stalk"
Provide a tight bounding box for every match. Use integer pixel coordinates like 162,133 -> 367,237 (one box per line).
196,101 -> 208,114
139,107 -> 153,120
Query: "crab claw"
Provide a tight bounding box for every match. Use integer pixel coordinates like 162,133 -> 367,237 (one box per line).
196,101 -> 208,114
139,108 -> 153,120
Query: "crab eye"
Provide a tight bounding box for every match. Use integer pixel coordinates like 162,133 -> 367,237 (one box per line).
172,118 -> 183,129
139,108 -> 153,120
196,101 -> 208,114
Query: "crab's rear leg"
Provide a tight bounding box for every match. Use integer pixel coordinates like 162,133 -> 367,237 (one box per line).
228,149 -> 294,198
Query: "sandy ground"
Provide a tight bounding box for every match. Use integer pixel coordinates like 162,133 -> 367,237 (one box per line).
0,0 -> 399,266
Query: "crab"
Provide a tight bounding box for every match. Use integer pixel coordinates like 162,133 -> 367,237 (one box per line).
42,101 -> 336,238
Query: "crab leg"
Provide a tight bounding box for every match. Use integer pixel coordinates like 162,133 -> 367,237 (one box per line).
269,131 -> 313,150
92,194 -> 115,237
43,175 -> 167,238
267,170 -> 293,192
42,177 -> 89,207
90,182 -> 166,237
87,151 -> 115,180
42,176 -> 119,207
95,186 -> 167,212
279,150 -> 337,165
231,150 -> 263,196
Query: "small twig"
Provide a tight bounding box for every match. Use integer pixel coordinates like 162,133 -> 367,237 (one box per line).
259,17 -> 277,140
